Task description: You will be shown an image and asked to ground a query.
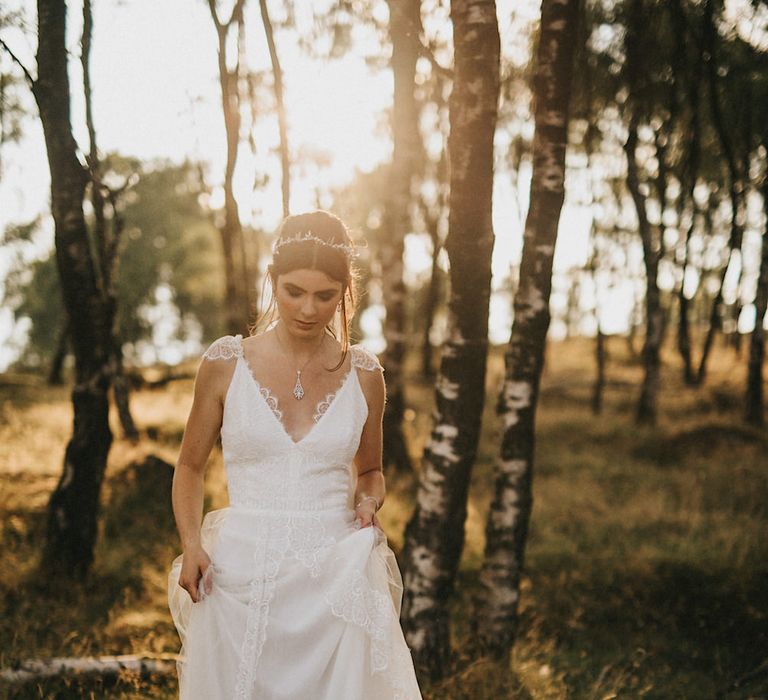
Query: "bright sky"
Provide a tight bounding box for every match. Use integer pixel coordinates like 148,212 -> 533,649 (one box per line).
0,0 -> 622,369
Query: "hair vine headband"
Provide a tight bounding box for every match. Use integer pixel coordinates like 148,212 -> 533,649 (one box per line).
272,230 -> 357,260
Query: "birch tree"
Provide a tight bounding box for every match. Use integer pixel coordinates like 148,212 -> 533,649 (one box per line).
400,0 -> 500,680
472,0 -> 578,657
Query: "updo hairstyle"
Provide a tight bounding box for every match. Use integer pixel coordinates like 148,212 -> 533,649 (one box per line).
252,210 -> 359,370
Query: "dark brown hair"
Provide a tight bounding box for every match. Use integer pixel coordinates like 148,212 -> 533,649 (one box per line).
251,210 -> 359,371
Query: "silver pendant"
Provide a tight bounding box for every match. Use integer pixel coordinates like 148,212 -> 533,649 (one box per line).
293,371 -> 305,400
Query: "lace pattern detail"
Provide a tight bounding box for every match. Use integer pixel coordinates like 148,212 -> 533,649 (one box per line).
313,380 -> 348,422
351,345 -> 384,372
233,516 -> 291,699
289,514 -> 337,577
231,514 -> 346,697
257,385 -> 283,422
325,565 -> 396,677
202,334 -> 244,361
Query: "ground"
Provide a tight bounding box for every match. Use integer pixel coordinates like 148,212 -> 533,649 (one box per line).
0,336 -> 766,699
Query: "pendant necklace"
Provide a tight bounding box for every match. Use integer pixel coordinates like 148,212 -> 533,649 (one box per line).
275,323 -> 326,400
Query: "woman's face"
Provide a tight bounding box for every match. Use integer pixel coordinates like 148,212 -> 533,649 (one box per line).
274,268 -> 344,336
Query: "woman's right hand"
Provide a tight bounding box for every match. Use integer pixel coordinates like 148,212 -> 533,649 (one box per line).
179,543 -> 213,603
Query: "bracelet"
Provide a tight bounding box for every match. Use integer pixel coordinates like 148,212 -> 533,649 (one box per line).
355,495 -> 380,511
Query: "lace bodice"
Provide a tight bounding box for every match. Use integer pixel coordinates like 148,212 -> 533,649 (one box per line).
201,333 -> 384,512
204,333 -> 383,437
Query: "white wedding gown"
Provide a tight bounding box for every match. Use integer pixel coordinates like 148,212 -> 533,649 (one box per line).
168,334 -> 422,700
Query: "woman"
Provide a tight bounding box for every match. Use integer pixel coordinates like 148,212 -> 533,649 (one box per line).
168,210 -> 422,699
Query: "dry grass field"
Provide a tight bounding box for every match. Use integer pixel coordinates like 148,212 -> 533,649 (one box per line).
1,336 -> 766,699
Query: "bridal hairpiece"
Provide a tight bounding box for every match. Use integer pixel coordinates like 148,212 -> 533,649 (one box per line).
273,231 -> 356,260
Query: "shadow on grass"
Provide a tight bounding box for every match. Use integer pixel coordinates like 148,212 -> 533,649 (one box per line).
633,421 -> 766,467
524,557 -> 768,699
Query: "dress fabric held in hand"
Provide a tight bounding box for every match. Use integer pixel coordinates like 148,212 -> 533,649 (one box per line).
168,334 -> 422,700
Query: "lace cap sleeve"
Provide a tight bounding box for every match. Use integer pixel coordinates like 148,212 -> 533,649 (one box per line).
350,345 -> 384,373
202,334 -> 243,361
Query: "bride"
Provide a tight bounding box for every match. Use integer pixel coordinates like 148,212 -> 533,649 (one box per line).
168,210 -> 422,699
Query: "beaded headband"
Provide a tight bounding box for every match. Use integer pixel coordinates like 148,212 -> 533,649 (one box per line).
272,230 -> 356,260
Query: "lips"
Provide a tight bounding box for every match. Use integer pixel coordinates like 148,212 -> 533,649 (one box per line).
296,320 -> 316,328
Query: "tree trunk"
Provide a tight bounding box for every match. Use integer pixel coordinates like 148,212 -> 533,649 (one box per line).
208,0 -> 252,334
400,0 -> 500,681
623,0 -> 667,425
677,229 -> 696,385
697,0 -> 745,383
82,0 -> 138,441
592,325 -> 606,414
472,0 -> 578,658
33,0 -> 113,577
624,116 -> 665,425
259,0 -> 290,218
745,185 -> 768,425
419,98 -> 449,380
0,654 -> 177,685
380,0 -> 423,473
48,314 -> 69,385
419,191 -> 445,379
671,0 -> 704,386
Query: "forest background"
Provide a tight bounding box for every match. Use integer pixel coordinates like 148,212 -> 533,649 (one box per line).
0,0 -> 767,698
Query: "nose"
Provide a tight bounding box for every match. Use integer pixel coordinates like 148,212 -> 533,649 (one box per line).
300,296 -> 316,318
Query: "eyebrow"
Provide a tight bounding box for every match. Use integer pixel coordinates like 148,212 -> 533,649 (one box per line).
283,282 -> 340,294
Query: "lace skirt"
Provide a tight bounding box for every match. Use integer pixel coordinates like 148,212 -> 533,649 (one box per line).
168,506 -> 422,700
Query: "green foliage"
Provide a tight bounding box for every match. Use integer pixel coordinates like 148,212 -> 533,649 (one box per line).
2,157 -> 224,368
110,156 -> 224,349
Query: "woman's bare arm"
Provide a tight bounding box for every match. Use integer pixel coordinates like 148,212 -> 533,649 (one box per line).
352,364 -> 386,528
172,356 -> 234,600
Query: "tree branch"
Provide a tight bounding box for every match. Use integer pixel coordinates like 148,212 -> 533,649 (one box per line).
0,654 -> 177,685
227,0 -> 247,28
0,37 -> 35,87
206,0 -> 222,30
417,38 -> 452,80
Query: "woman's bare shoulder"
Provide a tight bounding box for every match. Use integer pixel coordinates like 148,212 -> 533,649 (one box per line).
350,344 -> 385,409
196,335 -> 242,400
350,344 -> 384,373
201,334 -> 243,362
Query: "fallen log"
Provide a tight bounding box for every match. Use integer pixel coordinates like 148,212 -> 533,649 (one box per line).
0,654 -> 177,685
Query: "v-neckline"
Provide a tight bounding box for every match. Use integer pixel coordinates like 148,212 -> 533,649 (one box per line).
235,336 -> 356,447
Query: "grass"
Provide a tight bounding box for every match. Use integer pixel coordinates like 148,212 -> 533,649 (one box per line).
1,336 -> 766,699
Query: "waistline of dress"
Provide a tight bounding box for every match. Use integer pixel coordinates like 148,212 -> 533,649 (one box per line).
226,501 -> 353,516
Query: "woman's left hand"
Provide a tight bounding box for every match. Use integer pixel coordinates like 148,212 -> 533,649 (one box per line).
354,497 -> 380,530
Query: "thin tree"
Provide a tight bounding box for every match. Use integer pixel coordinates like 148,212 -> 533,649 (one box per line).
622,0 -> 666,425
0,0 -> 113,576
380,0 -> 423,473
697,0 -> 747,383
258,0 -> 290,217
207,0 -> 253,333
472,0 -> 579,658
81,0 -> 138,441
400,0 -> 500,680
745,128 -> 768,424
